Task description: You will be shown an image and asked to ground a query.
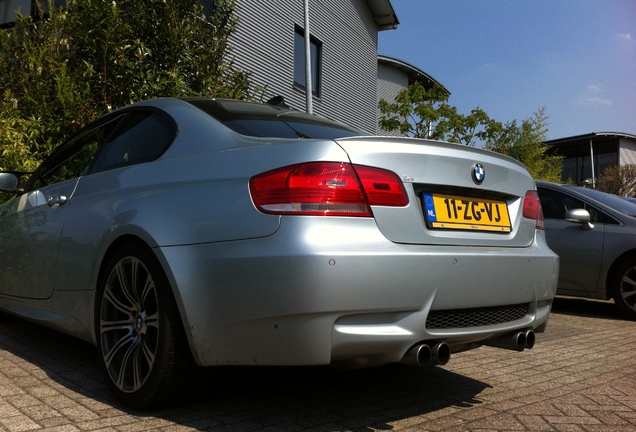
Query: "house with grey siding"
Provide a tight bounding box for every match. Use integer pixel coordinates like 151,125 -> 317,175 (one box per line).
229,0 -> 399,134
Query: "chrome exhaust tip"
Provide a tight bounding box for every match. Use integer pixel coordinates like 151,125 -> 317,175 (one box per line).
430,342 -> 451,365
400,342 -> 451,367
524,330 -> 536,349
483,331 -> 527,352
400,344 -> 432,367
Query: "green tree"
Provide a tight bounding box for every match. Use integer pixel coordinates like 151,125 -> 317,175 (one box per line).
379,82 -> 563,181
378,82 -> 503,146
0,0 -> 253,173
484,107 -> 562,181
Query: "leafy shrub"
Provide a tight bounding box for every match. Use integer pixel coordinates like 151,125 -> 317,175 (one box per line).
0,0 -> 253,172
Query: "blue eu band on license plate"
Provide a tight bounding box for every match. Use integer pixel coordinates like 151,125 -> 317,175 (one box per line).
423,192 -> 512,232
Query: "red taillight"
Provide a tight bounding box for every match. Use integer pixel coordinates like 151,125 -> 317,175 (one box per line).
249,162 -> 409,216
352,165 -> 410,207
523,190 -> 544,230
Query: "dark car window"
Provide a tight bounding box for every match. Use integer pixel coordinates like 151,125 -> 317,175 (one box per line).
28,115 -> 123,190
92,110 -> 176,173
223,119 -> 305,138
538,187 -> 585,219
25,109 -> 175,192
285,121 -> 363,140
184,98 -> 366,139
538,186 -> 617,224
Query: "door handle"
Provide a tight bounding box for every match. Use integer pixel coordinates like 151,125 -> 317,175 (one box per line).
47,195 -> 68,207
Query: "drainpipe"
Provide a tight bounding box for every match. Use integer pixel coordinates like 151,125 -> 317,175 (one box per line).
589,137 -> 596,188
304,0 -> 313,114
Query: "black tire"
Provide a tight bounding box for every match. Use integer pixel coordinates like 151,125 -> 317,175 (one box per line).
610,257 -> 636,320
96,242 -> 194,409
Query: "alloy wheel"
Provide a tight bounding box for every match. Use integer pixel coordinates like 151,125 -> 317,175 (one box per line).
99,256 -> 160,393
618,265 -> 636,312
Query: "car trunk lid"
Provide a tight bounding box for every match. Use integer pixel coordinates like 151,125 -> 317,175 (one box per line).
335,136 -> 538,248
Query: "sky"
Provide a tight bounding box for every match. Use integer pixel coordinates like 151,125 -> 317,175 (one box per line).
378,0 -> 636,141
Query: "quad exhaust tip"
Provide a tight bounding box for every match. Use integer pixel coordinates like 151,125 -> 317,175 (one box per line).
400,342 -> 451,367
484,330 -> 536,352
401,330 -> 535,368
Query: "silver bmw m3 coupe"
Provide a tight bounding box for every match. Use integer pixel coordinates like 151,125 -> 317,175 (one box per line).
0,98 -> 558,408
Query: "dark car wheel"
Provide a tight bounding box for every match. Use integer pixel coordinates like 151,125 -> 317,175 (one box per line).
96,242 -> 194,409
610,257 -> 636,320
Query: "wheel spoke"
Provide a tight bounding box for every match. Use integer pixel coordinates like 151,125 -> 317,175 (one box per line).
145,311 -> 159,330
140,273 -> 155,305
103,328 -> 136,369
130,259 -> 142,301
131,349 -> 144,391
141,337 -> 157,368
622,288 -> 636,311
102,284 -> 134,317
618,269 -> 636,314
100,318 -> 134,333
621,273 -> 636,306
622,288 -> 636,300
115,338 -> 141,391
115,259 -> 140,307
622,273 -> 636,285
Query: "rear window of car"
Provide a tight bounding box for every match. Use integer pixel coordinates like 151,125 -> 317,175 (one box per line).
184,98 -> 366,139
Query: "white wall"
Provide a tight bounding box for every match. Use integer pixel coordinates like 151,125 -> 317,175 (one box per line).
619,138 -> 636,165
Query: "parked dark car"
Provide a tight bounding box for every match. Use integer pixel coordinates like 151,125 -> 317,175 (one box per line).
537,181 -> 636,319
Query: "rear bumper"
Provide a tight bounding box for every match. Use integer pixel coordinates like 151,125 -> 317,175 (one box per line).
157,218 -> 558,367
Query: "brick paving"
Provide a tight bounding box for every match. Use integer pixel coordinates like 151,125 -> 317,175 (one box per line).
1,296 -> 635,431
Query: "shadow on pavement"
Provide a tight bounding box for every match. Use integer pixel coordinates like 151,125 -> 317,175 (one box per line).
0,311 -> 489,431
551,296 -> 625,321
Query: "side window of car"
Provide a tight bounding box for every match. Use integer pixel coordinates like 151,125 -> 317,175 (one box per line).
538,187 -> 606,223
91,110 -> 176,173
538,187 -> 587,220
538,188 -> 569,219
29,116 -> 123,190
581,203 -> 602,223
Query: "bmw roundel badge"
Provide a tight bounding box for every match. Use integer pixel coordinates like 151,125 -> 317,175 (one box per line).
472,163 -> 485,184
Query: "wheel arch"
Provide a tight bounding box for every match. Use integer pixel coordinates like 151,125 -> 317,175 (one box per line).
94,234 -> 197,408
606,249 -> 636,299
95,235 -> 195,358
96,235 -> 154,298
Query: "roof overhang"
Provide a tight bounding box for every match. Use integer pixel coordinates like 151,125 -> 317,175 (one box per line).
378,55 -> 450,95
365,0 -> 399,31
545,132 -> 636,147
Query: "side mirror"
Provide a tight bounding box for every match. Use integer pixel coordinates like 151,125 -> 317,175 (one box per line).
0,172 -> 20,192
565,208 -> 594,230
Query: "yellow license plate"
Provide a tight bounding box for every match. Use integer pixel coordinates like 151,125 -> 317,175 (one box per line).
423,192 -> 512,232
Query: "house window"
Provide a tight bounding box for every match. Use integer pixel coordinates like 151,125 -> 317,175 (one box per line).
1,0 -> 66,27
294,26 -> 321,97
199,0 -> 215,17
0,0 -> 30,24
558,141 -> 618,184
